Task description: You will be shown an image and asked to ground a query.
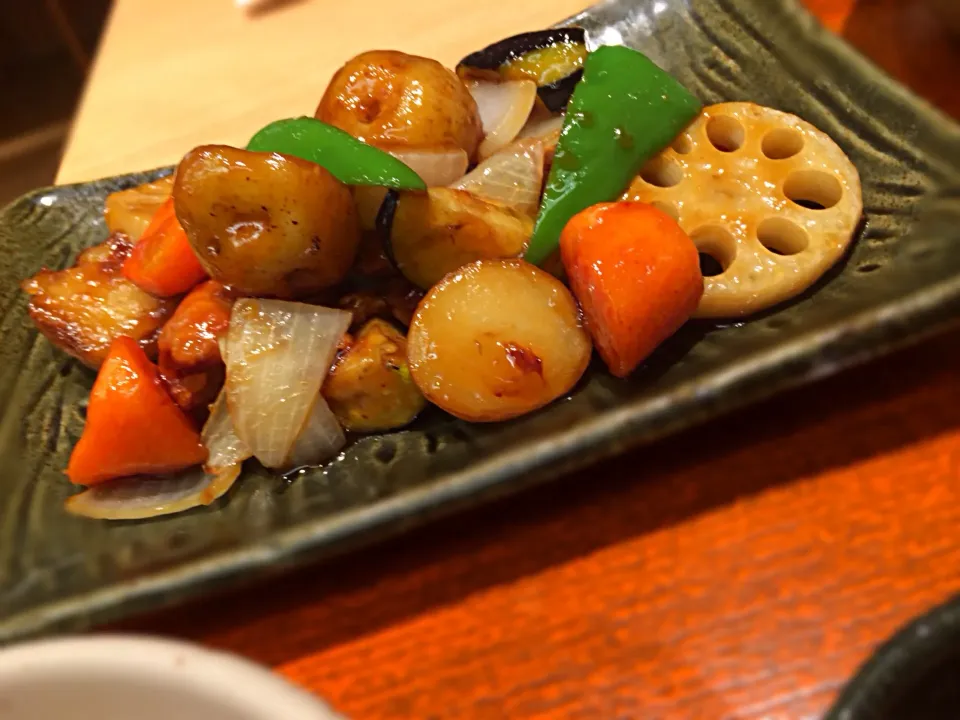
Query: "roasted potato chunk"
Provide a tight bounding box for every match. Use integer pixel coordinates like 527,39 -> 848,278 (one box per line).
353,186 -> 389,234
174,145 -> 360,298
382,188 -> 532,289
407,259 -> 591,422
104,175 -> 174,241
21,233 -> 176,368
316,50 -> 482,158
323,318 -> 425,432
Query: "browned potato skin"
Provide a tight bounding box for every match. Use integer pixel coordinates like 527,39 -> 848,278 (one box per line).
174,145 -> 360,298
389,188 -> 533,289
407,259 -> 591,422
104,175 -> 174,241
323,319 -> 425,432
352,186 -> 388,234
316,50 -> 482,159
21,233 -> 177,368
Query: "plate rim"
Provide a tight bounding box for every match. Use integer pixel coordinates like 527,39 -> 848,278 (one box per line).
824,593 -> 960,719
1,0 -> 959,643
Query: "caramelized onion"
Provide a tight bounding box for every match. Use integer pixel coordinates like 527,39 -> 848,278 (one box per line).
224,300 -> 350,468
469,79 -> 538,159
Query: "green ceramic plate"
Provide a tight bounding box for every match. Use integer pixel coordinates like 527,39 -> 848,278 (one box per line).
1,0 -> 959,642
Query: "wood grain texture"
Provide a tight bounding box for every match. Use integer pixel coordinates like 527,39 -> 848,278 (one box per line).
125,329 -> 960,719
842,0 -> 960,120
55,0 -> 592,183
88,0 -> 960,717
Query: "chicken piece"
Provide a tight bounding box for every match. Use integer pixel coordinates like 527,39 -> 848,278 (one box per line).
22,233 -> 177,368
157,280 -> 235,413
323,318 -> 425,432
163,364 -> 225,417
158,280 -> 234,373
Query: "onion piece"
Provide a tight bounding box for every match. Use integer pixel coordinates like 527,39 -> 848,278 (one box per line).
202,390 -> 251,474
518,113 -> 563,164
386,148 -> 469,187
452,138 -> 544,217
64,465 -> 241,521
286,396 -> 346,469
470,79 -> 538,160
517,113 -> 564,140
225,299 -> 350,469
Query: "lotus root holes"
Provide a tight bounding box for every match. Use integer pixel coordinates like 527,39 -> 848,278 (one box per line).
639,156 -> 683,188
672,133 -> 694,154
783,170 -> 843,210
761,128 -> 804,159
651,201 -> 680,222
691,225 -> 737,277
706,115 -> 745,152
757,217 -> 808,256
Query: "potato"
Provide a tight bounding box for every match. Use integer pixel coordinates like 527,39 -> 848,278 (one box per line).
173,145 -> 360,298
323,318 -> 426,432
408,259 -> 591,421
353,185 -> 388,233
316,50 -> 482,158
383,188 -> 532,289
21,233 -> 177,368
104,174 -> 174,241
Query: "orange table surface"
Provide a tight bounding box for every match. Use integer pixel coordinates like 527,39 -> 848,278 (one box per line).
84,0 -> 960,717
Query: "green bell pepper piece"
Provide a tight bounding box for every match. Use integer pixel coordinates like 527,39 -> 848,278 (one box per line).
246,116 -> 426,190
524,45 -> 701,266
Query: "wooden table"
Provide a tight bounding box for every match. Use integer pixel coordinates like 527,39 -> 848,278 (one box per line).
72,0 -> 960,717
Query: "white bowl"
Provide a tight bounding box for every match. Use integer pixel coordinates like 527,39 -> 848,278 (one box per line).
0,635 -> 345,719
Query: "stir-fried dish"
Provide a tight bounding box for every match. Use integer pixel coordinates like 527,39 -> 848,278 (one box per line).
22,29 -> 863,520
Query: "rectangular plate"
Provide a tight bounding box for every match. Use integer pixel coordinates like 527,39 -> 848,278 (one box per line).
1,0 -> 959,642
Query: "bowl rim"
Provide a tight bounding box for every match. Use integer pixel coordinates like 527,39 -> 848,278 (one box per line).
824,593 -> 960,719
0,634 -> 343,719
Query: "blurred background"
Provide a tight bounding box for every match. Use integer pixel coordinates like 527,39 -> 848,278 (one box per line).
0,0 -> 956,207
0,1 -> 110,204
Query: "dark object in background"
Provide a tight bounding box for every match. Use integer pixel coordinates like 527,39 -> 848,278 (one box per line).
825,594 -> 960,720
930,0 -> 960,36
0,0 -> 111,205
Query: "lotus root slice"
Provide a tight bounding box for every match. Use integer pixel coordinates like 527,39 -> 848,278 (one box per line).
623,102 -> 863,318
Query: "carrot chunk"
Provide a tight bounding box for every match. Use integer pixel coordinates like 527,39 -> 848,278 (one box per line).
560,201 -> 703,378
123,197 -> 207,296
66,336 -> 207,485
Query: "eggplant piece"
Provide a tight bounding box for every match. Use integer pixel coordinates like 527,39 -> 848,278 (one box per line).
458,27 -> 587,112
377,187 -> 533,289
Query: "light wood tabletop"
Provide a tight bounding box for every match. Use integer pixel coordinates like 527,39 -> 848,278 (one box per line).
56,0 -> 594,183
67,0 -> 960,717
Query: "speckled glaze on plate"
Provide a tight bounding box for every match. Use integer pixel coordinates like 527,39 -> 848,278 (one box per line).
0,0 -> 958,641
